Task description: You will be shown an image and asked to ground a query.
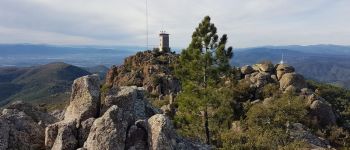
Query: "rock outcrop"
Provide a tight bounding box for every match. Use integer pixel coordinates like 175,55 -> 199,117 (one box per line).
289,123 -> 331,148
64,74 -> 100,122
239,63 -> 307,93
255,63 -> 274,72
105,50 -> 180,97
84,105 -> 133,150
279,73 -> 307,92
310,99 -> 337,126
104,86 -> 160,119
147,114 -> 175,150
238,62 -> 337,128
247,72 -> 275,88
45,74 -> 101,150
276,64 -> 295,80
50,120 -> 78,150
0,119 -> 9,150
42,73 -> 207,150
6,101 -> 58,125
0,101 -> 60,150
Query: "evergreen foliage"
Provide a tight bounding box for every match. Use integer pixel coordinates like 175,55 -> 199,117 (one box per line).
174,16 -> 233,144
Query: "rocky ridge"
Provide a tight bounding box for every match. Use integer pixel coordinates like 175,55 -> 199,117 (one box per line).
0,74 -> 208,150
236,63 -> 339,148
237,63 -> 337,128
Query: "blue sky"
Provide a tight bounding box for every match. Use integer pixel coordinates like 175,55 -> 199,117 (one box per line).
0,0 -> 349,48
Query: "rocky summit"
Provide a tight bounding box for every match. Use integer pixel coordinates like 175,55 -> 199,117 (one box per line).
0,51 -> 345,149
0,74 -> 208,150
105,50 -> 180,98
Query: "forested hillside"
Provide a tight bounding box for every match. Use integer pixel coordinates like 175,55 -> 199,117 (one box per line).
0,62 -> 90,107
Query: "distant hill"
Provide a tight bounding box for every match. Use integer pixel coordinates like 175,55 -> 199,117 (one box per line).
262,44 -> 350,55
233,45 -> 350,88
0,62 -> 91,107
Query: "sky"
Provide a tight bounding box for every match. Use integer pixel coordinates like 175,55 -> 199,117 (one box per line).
0,0 -> 349,48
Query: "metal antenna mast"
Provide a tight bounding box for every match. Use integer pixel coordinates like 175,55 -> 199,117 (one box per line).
146,0 -> 149,50
280,53 -> 285,64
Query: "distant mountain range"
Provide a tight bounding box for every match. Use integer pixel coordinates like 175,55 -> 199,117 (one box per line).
1,43 -> 350,93
233,45 -> 350,88
0,44 -> 139,67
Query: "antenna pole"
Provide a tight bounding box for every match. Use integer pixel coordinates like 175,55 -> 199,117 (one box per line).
146,0 -> 149,50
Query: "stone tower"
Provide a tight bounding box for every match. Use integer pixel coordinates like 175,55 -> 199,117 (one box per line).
159,31 -> 170,52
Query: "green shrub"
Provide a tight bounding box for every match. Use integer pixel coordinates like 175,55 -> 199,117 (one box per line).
246,94 -> 307,128
261,83 -> 280,99
222,94 -> 309,149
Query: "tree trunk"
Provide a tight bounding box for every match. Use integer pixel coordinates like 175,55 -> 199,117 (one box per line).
203,48 -> 211,145
204,106 -> 210,144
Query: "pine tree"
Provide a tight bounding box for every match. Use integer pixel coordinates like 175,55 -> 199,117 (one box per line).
175,16 -> 233,144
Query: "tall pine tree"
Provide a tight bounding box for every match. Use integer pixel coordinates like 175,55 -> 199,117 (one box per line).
175,16 -> 233,144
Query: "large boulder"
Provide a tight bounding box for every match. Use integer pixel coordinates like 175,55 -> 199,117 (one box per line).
310,100 -> 337,126
249,72 -> 273,88
46,75 -> 101,150
256,63 -> 274,72
276,64 -> 295,80
0,108 -> 45,150
45,118 -> 94,149
50,120 -> 78,150
0,118 -> 9,150
64,74 -> 100,122
83,105 -> 134,150
147,114 -> 175,150
289,123 -> 330,149
104,86 -> 140,112
45,120 -> 78,150
279,73 -> 307,91
104,86 -> 160,120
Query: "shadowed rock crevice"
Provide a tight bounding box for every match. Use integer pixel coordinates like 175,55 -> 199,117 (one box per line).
124,122 -> 149,150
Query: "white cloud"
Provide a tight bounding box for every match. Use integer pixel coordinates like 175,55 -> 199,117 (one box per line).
0,0 -> 349,48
